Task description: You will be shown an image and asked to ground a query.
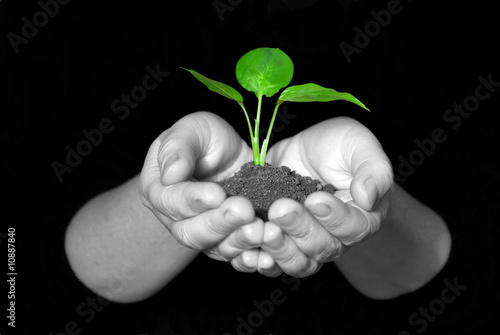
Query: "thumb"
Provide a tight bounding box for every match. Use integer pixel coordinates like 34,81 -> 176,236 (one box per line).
157,116 -> 206,186
157,112 -> 252,186
350,158 -> 393,211
158,144 -> 197,186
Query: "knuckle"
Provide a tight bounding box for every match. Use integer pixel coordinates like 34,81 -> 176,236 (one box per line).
283,258 -> 317,278
204,209 -> 231,239
157,184 -> 202,222
313,241 -> 343,262
170,222 -> 189,246
204,247 -> 229,262
340,234 -> 364,247
341,217 -> 373,247
327,212 -> 372,247
293,223 -> 314,240
157,135 -> 175,159
323,216 -> 347,236
219,236 -> 243,259
235,231 -> 255,249
172,222 -> 198,250
278,251 -> 301,272
158,186 -> 182,221
300,261 -> 320,278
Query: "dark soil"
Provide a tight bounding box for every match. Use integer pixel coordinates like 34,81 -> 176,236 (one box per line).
217,162 -> 336,221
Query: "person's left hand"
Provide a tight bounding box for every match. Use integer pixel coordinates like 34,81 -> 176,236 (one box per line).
255,116 -> 394,277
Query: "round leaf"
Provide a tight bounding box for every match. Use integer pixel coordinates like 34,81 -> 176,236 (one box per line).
235,48 -> 294,98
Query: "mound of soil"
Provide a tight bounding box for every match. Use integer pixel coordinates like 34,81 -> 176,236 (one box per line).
217,161 -> 336,221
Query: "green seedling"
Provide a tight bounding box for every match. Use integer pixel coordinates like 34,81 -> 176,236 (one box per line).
182,47 -> 369,166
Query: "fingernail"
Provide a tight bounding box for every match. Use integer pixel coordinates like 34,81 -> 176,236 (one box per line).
264,229 -> 284,250
224,209 -> 238,221
203,183 -> 221,200
364,179 -> 380,209
308,203 -> 331,218
240,252 -> 257,272
162,154 -> 178,173
274,211 -> 298,225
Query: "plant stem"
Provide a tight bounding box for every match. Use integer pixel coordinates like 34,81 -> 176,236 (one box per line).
260,101 -> 284,165
239,102 -> 260,164
254,95 -> 263,165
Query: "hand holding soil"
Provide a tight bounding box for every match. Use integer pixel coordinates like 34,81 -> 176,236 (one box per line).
259,116 -> 394,277
139,112 -> 393,278
139,112 -> 261,265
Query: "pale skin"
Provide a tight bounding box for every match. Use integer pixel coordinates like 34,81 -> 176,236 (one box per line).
65,111 -> 451,302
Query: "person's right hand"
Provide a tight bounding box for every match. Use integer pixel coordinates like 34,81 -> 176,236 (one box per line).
139,112 -> 267,272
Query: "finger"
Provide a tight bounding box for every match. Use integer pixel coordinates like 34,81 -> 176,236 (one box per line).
157,124 -> 203,186
157,112 -> 251,185
348,138 -> 393,211
145,178 -> 227,221
231,249 -> 260,273
268,198 -> 342,262
256,251 -> 283,277
203,247 -> 230,262
216,218 -> 265,259
261,221 -> 321,277
304,191 -> 381,247
170,196 -> 255,249
298,117 -> 393,210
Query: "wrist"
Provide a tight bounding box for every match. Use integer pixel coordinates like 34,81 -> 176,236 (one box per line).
334,183 -> 452,299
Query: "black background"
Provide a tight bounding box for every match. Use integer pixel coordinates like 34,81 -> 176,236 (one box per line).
1,0 -> 500,334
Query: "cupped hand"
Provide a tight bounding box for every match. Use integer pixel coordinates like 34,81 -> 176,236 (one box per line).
258,116 -> 394,277
139,112 -> 264,271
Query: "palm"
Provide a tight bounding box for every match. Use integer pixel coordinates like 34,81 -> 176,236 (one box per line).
240,116 -> 395,279
267,116 -> 392,210
150,112 -> 253,185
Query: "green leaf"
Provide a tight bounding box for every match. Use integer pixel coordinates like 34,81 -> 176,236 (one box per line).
181,67 -> 243,103
278,83 -> 370,111
235,48 -> 294,99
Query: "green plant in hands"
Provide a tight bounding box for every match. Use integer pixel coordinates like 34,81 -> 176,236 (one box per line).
182,47 -> 369,166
